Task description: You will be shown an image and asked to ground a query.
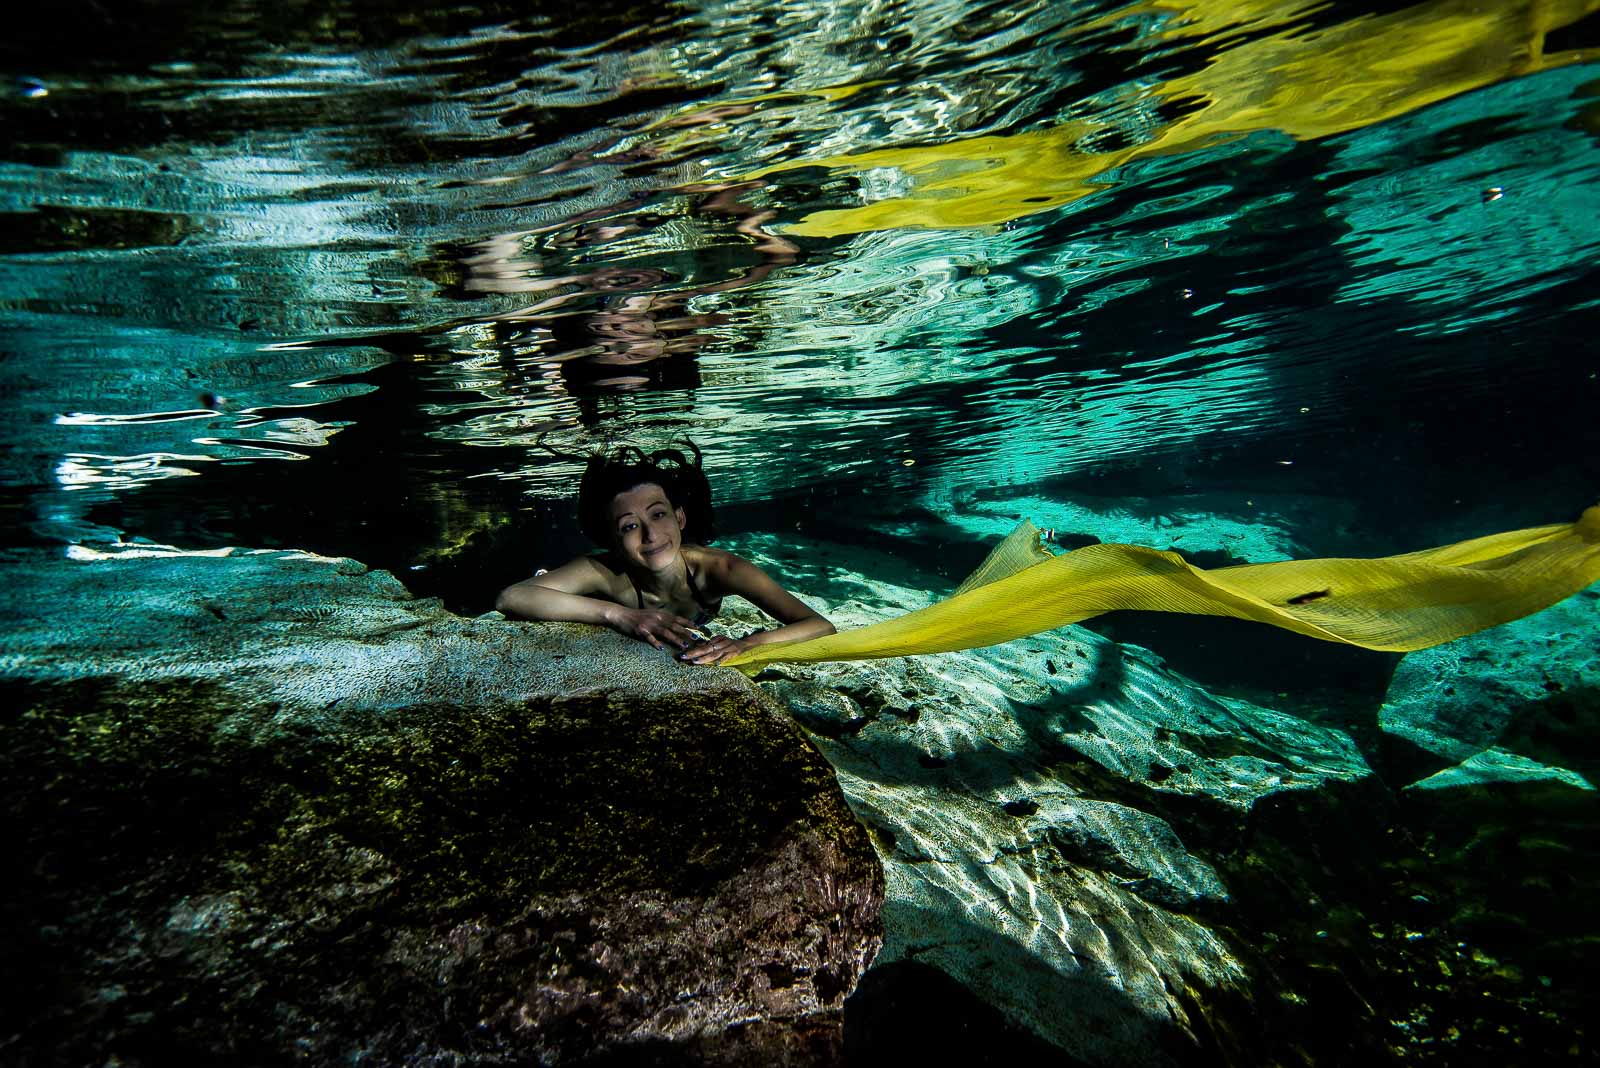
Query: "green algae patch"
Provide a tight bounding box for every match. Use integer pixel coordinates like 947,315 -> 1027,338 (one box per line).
0,672 -> 880,1064
1,675 -> 856,912
1,676 -> 293,899
294,689 -> 859,906
1,676 -> 855,909
2,677 -> 304,1059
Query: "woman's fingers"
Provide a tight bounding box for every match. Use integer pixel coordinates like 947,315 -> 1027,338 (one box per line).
660,617 -> 697,648
632,610 -> 696,649
678,635 -> 739,665
678,639 -> 709,662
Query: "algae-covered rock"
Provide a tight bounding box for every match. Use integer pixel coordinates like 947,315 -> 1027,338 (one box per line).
0,546 -> 882,1066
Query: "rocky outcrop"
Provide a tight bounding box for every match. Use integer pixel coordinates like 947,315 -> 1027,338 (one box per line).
718,585 -> 1377,1068
0,545 -> 882,1067
1379,588 -> 1600,783
719,529 -> 1600,1067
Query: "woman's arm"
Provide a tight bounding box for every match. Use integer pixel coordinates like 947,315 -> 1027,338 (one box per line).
496,558 -> 700,651
679,551 -> 834,666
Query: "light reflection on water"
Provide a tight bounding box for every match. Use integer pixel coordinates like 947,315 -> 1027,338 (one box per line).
0,0 -> 1596,560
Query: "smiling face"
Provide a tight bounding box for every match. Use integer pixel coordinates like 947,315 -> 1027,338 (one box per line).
608,482 -> 687,572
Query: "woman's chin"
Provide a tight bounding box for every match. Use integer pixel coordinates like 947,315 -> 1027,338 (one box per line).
640,547 -> 679,569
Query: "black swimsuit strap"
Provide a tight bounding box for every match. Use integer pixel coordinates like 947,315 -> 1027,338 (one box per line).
687,563 -> 719,613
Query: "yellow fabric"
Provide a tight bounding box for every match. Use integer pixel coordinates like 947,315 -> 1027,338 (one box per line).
745,0 -> 1600,236
726,506 -> 1600,671
950,519 -> 1057,598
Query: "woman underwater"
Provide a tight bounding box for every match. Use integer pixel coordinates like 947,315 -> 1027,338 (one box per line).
496,443 -> 834,666
500,445 -> 1600,673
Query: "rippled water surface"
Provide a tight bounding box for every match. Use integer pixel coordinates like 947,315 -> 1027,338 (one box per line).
3,0 -> 1599,594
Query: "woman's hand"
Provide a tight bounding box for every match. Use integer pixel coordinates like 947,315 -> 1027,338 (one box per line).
611,608 -> 699,651
677,632 -> 748,666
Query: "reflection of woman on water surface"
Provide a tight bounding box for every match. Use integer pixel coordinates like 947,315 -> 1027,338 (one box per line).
465,180 -> 799,391
496,444 -> 834,666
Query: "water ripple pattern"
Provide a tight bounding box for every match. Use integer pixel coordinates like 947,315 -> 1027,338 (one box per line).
1,0 -> 1596,532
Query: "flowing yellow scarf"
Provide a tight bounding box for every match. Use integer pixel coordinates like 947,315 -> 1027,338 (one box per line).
726,505 -> 1600,671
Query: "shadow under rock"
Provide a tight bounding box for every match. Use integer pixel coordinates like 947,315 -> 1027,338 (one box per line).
844,960 -> 1090,1066
1498,683 -> 1600,777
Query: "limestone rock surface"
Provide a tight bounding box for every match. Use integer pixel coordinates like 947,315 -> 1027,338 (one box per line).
1379,588 -> 1600,783
720,518 -> 1600,1066
0,544 -> 882,1067
716,584 -> 1376,1068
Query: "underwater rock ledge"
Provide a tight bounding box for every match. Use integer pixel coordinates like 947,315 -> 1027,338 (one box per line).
0,546 -> 882,1067
719,531 -> 1600,1067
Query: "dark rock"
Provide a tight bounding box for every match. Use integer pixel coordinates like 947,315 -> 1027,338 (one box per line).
0,548 -> 883,1066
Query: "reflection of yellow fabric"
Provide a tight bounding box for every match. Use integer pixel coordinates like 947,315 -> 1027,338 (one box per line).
753,0 -> 1600,236
725,507 -> 1600,670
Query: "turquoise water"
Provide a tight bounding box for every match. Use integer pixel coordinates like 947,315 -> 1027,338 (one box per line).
4,0 -> 1600,1062
4,0 -> 1598,590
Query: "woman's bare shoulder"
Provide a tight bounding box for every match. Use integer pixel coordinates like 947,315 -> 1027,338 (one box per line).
577,552 -> 622,577
685,544 -> 741,574
684,544 -> 819,624
529,553 -> 628,597
689,544 -> 780,590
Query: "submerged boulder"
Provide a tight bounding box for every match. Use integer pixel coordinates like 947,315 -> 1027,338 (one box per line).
0,545 -> 882,1066
1379,588 -> 1600,783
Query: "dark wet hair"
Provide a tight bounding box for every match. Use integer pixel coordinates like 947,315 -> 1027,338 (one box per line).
571,441 -> 717,547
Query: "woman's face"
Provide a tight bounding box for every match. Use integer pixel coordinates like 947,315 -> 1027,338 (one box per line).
609,482 -> 686,571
